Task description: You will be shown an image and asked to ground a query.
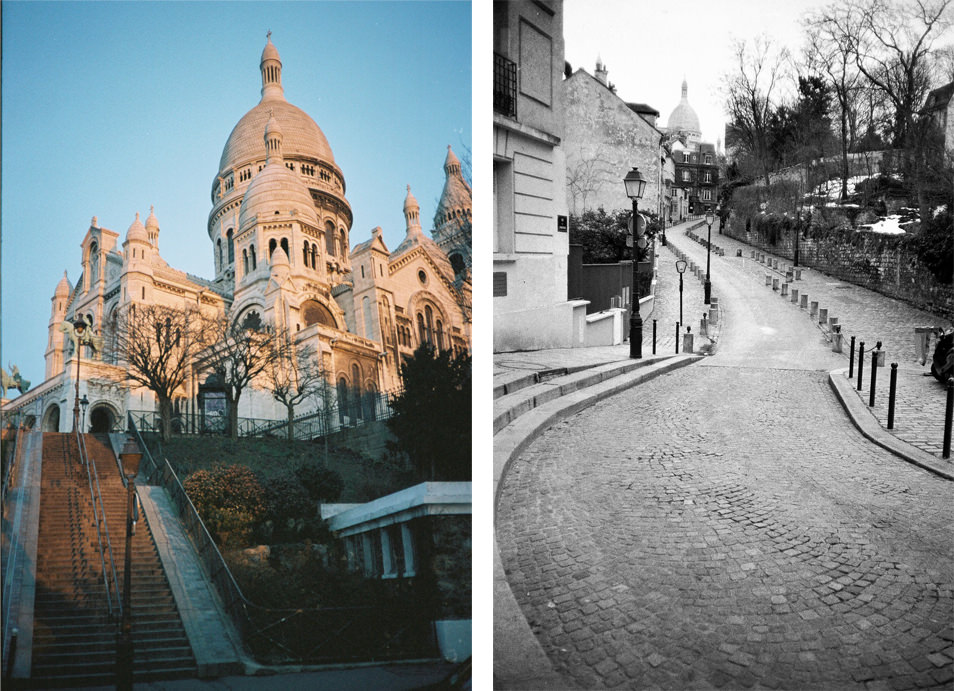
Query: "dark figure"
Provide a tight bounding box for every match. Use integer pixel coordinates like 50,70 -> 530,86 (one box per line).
931,329 -> 954,382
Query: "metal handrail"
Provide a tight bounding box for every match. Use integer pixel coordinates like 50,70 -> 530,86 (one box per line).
126,412 -> 439,664
75,429 -> 122,620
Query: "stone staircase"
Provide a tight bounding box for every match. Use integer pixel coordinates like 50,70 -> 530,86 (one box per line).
30,433 -> 196,688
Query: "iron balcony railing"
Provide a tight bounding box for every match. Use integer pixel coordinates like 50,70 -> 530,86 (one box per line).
494,52 -> 517,117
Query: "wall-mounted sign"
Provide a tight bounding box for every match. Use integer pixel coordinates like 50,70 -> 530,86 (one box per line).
557,215 -> 568,232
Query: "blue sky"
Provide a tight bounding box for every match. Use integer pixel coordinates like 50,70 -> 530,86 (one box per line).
1,0 -> 472,389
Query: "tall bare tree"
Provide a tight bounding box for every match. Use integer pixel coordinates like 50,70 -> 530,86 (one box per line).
202,312 -> 278,440
722,36 -> 789,187
266,333 -> 328,442
111,303 -> 209,440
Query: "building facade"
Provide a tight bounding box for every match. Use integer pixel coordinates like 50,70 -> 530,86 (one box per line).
665,79 -> 719,216
562,61 -> 666,217
5,36 -> 471,434
494,0 -> 589,352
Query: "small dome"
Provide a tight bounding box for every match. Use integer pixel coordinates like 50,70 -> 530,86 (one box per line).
667,78 -> 701,134
261,35 -> 280,64
444,145 -> 461,173
126,212 -> 148,243
145,205 -> 160,230
404,184 -> 419,213
55,271 -> 71,296
238,164 -> 319,234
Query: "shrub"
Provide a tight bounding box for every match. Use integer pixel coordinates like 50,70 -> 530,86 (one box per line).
184,465 -> 267,548
295,465 -> 344,502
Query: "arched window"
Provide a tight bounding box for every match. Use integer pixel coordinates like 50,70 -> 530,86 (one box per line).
250,245 -> 256,269
217,239 -> 222,268
243,249 -> 249,274
281,237 -> 290,261
227,229 -> 234,264
449,253 -> 466,275
325,221 -> 336,256
337,376 -> 349,425
269,238 -> 277,258
301,299 -> 336,328
425,305 -> 435,344
436,320 -> 444,351
311,243 -> 317,269
303,241 -> 309,265
338,229 -> 347,257
417,313 -> 426,345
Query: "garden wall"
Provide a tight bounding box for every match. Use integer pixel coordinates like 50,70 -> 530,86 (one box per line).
724,219 -> 954,320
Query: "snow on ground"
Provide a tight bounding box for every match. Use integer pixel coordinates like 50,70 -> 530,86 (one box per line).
858,215 -> 907,235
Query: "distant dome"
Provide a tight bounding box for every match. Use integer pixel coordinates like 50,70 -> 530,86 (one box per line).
667,78 -> 701,135
55,271 -> 71,296
145,205 -> 159,230
126,212 -> 148,243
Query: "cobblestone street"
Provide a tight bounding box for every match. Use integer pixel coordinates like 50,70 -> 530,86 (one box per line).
496,229 -> 954,689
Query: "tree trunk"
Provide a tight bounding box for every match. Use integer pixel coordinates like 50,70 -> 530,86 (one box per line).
840,100 -> 850,203
227,391 -> 239,440
158,395 -> 173,442
287,404 -> 295,442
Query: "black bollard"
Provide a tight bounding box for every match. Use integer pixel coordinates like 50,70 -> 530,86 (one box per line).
653,319 -> 657,355
869,349 -> 878,407
675,322 -> 680,354
887,363 -> 898,430
944,379 -> 954,459
857,341 -> 865,391
848,336 -> 856,379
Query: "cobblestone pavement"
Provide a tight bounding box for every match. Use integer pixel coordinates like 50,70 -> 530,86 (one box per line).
496,229 -> 954,689
705,227 -> 954,461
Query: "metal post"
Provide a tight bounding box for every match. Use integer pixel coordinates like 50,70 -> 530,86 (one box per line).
675,322 -> 680,354
848,336 -> 856,378
678,272 -> 684,326
629,197 -> 643,359
117,475 -> 135,690
887,363 -> 898,430
73,348 -> 81,432
652,319 -> 657,355
857,341 -> 865,391
4,628 -> 17,684
704,220 -> 712,304
869,349 -> 878,406
944,379 -> 954,459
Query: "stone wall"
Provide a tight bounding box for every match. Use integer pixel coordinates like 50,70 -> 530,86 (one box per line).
724,220 -> 954,320
425,514 -> 471,619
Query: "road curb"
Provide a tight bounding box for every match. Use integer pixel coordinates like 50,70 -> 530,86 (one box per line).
828,368 -> 954,481
493,354 -> 702,690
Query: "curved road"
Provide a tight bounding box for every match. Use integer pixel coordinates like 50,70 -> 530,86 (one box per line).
496,233 -> 954,689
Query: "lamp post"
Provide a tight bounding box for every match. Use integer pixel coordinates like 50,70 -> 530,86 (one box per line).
71,317 -> 89,432
80,395 -> 89,434
675,259 -> 687,326
704,207 -> 714,305
624,167 -> 647,359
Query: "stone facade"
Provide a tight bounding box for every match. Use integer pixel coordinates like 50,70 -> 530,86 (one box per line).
5,36 -> 471,434
563,66 -> 665,217
494,0 -> 589,352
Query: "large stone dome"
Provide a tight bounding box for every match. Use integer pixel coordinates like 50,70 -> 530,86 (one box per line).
217,36 -> 335,174
667,78 -> 701,135
219,100 -> 335,173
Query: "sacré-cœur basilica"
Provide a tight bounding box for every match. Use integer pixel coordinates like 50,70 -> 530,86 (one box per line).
5,35 -> 472,435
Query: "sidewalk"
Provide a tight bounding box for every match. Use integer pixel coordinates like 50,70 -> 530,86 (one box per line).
493,220 -> 712,393
702,225 -> 954,466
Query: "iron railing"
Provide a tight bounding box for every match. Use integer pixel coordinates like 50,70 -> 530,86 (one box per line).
127,413 -> 438,664
75,428 -> 122,620
494,52 -> 517,117
127,391 -> 395,440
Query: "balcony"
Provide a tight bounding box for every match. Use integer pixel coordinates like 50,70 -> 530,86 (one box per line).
494,53 -> 517,118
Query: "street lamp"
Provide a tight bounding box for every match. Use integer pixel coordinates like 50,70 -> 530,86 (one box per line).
704,207 -> 715,305
71,317 -> 89,432
624,167 -> 647,359
80,395 -> 89,434
675,259 -> 687,327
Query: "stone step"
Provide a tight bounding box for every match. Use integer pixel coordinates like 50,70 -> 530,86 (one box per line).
494,356 -> 678,434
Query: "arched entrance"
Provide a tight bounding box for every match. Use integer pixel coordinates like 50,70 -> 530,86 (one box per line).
42,404 -> 60,432
89,405 -> 116,434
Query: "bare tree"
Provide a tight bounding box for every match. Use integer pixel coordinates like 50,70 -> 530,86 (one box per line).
266,333 -> 328,442
111,303 -> 209,440
566,144 -> 617,214
722,36 -> 789,187
202,312 -> 278,440
805,5 -> 866,201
